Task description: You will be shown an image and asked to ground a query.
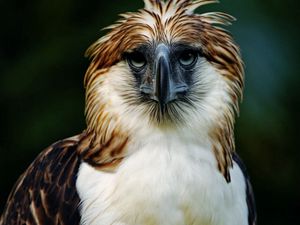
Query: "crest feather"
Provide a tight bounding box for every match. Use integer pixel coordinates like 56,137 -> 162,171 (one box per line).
200,12 -> 236,25
186,0 -> 219,12
143,0 -> 160,10
143,0 -> 219,13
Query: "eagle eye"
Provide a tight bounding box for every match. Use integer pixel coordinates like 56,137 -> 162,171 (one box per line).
126,52 -> 147,71
178,50 -> 198,67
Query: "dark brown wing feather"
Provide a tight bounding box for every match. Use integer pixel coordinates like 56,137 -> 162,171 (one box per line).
0,136 -> 82,225
232,152 -> 257,225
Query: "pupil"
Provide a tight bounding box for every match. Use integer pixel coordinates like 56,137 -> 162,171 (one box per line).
133,54 -> 144,63
127,51 -> 146,69
184,53 -> 192,60
180,51 -> 196,66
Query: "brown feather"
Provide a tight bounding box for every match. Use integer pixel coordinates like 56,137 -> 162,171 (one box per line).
0,136 -> 83,225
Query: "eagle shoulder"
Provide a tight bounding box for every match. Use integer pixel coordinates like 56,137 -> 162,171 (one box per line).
1,136 -> 82,225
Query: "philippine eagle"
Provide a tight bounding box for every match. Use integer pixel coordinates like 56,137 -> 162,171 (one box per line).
1,0 -> 257,225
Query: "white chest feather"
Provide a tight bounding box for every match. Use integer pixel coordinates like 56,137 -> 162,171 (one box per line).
76,136 -> 248,225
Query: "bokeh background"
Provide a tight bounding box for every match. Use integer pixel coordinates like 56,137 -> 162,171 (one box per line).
0,0 -> 299,224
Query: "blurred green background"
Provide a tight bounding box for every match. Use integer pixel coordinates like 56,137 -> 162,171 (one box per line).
0,0 -> 299,224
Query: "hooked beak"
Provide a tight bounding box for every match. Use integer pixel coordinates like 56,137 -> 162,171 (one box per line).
140,44 -> 188,114
154,46 -> 175,108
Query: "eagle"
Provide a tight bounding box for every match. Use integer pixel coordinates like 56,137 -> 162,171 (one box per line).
0,0 -> 257,225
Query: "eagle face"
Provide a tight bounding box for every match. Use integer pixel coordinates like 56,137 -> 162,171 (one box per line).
125,43 -> 196,108
124,42 -> 205,124
85,0 -> 243,133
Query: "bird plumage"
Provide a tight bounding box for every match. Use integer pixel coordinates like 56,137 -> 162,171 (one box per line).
1,137 -> 82,225
1,0 -> 256,225
84,0 -> 243,181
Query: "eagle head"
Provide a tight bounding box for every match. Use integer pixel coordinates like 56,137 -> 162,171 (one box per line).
82,0 -> 243,179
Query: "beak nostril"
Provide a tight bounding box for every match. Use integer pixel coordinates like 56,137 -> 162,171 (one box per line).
175,85 -> 188,92
140,85 -> 153,95
174,85 -> 188,95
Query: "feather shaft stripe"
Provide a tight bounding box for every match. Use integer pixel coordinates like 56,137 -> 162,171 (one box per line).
0,137 -> 82,225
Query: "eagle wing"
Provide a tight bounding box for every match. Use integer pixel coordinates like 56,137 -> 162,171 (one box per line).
232,152 -> 257,225
0,136 -> 82,225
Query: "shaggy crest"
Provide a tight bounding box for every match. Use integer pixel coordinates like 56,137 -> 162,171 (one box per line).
85,0 -> 242,84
